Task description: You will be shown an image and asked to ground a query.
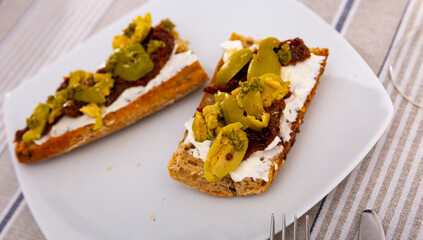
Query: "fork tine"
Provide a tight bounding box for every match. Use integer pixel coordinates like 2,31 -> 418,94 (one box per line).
274,214 -> 310,240
282,214 -> 286,240
270,213 -> 275,240
293,215 -> 297,240
305,215 -> 310,240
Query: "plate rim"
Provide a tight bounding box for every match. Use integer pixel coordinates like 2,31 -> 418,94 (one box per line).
3,0 -> 394,239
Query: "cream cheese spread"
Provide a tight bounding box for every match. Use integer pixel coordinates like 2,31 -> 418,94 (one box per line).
35,46 -> 198,145
220,40 -> 243,62
183,118 -> 212,161
229,136 -> 281,182
183,40 -> 325,182
280,54 -> 325,143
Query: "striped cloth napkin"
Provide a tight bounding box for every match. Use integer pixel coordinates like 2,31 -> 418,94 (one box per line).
294,0 -> 423,239
0,0 -> 422,239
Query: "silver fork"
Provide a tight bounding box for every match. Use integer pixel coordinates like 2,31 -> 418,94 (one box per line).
270,214 -> 310,240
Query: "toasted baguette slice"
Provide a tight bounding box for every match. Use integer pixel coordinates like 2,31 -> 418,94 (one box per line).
15,20 -> 208,164
16,61 -> 207,163
168,33 -> 328,197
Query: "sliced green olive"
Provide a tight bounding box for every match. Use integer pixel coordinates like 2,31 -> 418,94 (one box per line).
123,23 -> 136,38
46,70 -> 100,123
22,103 -> 50,142
204,122 -> 248,182
245,113 -> 270,131
105,54 -> 118,73
93,73 -> 114,96
192,111 -> 214,142
68,70 -> 93,88
112,13 -> 152,49
79,103 -> 102,130
23,71 -> 115,141
204,160 -> 221,182
277,43 -> 291,65
214,120 -> 225,136
236,78 -> 265,119
239,90 -> 264,119
130,13 -> 152,44
257,73 -> 290,108
236,73 -> 290,112
112,43 -> 154,81
160,19 -> 175,31
202,104 -> 221,129
73,85 -> 106,104
247,37 -> 281,80
46,89 -> 71,123
215,91 -> 269,131
146,39 -> 166,54
214,92 -> 247,129
216,48 -> 253,86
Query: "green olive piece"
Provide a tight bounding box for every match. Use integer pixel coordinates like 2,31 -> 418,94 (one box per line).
113,13 -> 152,49
22,103 -> 50,143
192,111 -> 214,142
79,103 -> 103,130
236,78 -> 265,119
46,70 -> 95,123
161,19 -> 175,31
240,90 -> 264,119
46,89 -> 71,123
130,13 -> 152,44
215,48 -> 253,86
105,54 -> 118,73
146,40 -> 166,54
68,70 -> 93,88
73,73 -> 115,104
277,43 -> 291,65
247,37 -> 281,80
93,73 -> 114,97
215,91 -> 270,131
214,92 -> 247,129
214,120 -> 225,136
236,73 -> 290,117
244,113 -> 270,131
123,23 -> 136,38
112,43 -> 154,81
259,73 -> 290,108
73,86 -> 106,104
202,104 -> 221,129
204,122 -> 248,182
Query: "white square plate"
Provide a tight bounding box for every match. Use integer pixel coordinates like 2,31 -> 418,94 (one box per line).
4,0 -> 393,239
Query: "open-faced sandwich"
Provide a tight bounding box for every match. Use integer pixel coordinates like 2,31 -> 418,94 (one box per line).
15,13 -> 208,163
168,33 -> 328,196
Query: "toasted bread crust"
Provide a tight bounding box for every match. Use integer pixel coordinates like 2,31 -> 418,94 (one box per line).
168,35 -> 328,197
168,135 -> 236,197
16,61 -> 208,163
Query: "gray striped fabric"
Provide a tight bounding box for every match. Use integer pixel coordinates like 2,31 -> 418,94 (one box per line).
0,0 -> 113,239
310,0 -> 423,239
0,0 -> 422,239
0,0 -> 113,155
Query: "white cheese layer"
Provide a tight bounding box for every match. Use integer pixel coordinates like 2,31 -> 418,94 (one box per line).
220,40 -> 258,62
220,40 -> 243,62
229,136 -> 281,182
280,53 -> 325,143
183,44 -> 324,182
35,48 -> 198,145
183,118 -> 212,161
